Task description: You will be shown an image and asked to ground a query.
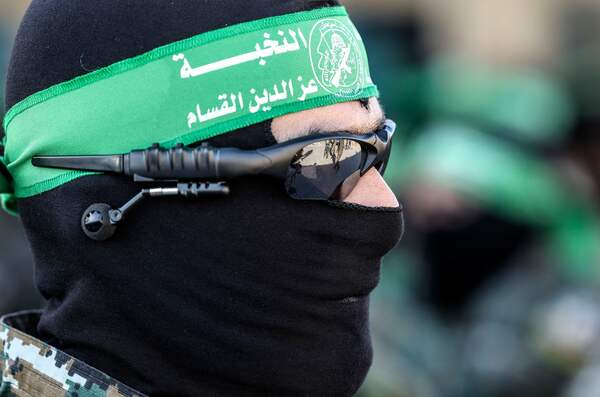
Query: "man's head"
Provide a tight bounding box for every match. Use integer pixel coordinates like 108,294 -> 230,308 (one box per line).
5,0 -> 398,209
3,0 -> 402,395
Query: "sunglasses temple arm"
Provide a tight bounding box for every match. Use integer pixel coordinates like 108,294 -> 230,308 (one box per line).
32,142 -> 301,180
214,148 -> 280,179
32,155 -> 124,173
32,148 -> 278,180
125,146 -> 275,180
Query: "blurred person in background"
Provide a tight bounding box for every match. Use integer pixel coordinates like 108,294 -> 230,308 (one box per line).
347,1 -> 600,396
559,4 -> 600,397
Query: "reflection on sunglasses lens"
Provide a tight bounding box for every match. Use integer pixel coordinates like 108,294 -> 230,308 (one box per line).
285,139 -> 364,200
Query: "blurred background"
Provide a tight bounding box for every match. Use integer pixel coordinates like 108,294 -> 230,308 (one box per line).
3,1 -> 600,396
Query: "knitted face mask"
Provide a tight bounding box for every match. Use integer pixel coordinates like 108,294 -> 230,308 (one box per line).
21,171 -> 402,395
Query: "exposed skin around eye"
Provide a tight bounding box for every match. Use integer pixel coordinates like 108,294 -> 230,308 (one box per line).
271,98 -> 400,208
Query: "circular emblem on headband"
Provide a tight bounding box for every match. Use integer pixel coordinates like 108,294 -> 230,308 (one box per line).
309,19 -> 366,98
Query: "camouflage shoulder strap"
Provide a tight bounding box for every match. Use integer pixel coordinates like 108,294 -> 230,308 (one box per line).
1,310 -> 147,397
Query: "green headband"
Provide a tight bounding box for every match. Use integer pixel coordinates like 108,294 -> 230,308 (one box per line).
0,6 -> 378,215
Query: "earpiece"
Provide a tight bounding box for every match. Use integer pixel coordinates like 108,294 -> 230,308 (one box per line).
81,203 -> 119,241
79,182 -> 230,241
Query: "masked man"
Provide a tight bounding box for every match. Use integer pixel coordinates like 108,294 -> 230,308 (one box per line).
0,1 -> 403,396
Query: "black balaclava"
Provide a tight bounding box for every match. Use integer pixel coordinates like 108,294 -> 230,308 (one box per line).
5,1 -> 403,396
420,211 -> 535,318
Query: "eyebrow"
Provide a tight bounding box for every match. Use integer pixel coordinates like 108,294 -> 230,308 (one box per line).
309,114 -> 387,136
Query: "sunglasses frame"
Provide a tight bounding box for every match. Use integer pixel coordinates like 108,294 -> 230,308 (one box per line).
32,119 -> 396,184
31,119 -> 396,241
257,118 -> 395,180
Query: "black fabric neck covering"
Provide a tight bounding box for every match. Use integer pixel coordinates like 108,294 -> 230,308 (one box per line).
5,1 -> 404,396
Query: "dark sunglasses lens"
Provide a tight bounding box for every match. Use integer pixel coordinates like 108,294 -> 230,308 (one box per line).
377,138 -> 393,176
285,139 -> 364,200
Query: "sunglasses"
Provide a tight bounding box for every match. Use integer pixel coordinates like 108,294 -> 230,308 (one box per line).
33,119 -> 395,200
31,119 -> 395,240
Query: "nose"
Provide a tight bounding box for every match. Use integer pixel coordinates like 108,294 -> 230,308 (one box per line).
343,168 -> 399,208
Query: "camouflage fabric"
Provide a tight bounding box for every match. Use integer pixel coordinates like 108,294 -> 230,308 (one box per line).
0,310 -> 147,397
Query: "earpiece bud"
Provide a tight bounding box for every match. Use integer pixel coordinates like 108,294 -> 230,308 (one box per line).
81,203 -> 119,241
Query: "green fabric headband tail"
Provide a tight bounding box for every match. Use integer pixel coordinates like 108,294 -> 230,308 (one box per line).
0,6 -> 378,215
